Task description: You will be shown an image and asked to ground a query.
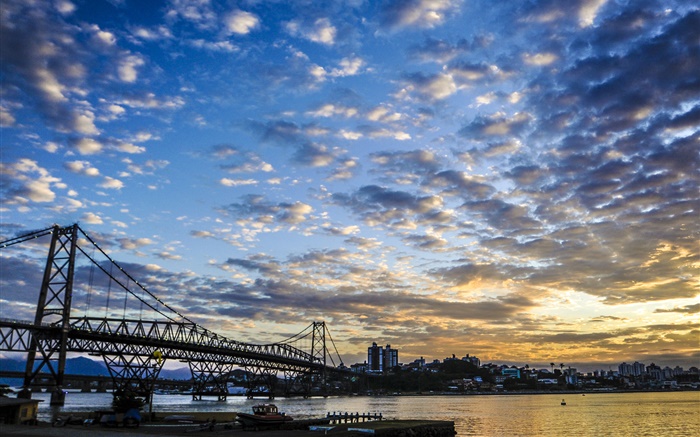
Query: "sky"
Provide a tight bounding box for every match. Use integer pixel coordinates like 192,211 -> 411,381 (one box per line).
1,0 -> 698,373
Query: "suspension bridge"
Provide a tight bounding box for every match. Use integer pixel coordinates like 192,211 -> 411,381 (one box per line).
0,224 -> 354,406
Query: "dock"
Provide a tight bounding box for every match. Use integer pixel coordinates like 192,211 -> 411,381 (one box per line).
326,412 -> 383,424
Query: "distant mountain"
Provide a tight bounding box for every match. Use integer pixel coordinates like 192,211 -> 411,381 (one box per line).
0,358 -> 25,372
65,356 -> 110,376
0,356 -> 191,380
160,367 -> 192,380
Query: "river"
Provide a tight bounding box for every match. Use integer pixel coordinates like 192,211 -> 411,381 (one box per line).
27,390 -> 700,436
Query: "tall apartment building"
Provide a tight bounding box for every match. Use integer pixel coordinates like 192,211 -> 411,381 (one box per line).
384,344 -> 398,369
367,342 -> 399,373
633,361 -> 646,376
619,362 -> 633,376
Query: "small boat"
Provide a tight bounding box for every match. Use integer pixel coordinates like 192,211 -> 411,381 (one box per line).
236,404 -> 293,429
561,399 -> 566,405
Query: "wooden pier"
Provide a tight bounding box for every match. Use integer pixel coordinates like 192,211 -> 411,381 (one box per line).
326,411 -> 383,424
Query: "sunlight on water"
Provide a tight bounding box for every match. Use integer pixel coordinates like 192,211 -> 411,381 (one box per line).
28,391 -> 700,436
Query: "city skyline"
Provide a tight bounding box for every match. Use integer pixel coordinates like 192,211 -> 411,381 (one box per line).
1,0 -> 698,372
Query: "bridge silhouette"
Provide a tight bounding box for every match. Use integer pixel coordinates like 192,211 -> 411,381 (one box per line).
0,224 -> 355,406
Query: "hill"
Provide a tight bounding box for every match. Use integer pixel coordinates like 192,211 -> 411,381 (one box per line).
0,356 -> 191,381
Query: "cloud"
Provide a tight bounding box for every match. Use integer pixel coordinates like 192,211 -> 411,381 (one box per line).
0,105 -> 16,126
285,18 -> 337,45
522,52 -> 558,66
114,142 -> 146,154
458,112 -> 533,138
578,0 -> 609,27
99,176 -> 124,190
117,55 -> 146,83
293,143 -> 336,167
221,195 -> 315,228
217,147 -> 274,174
249,119 -> 305,146
116,93 -> 185,110
80,212 -> 103,224
380,0 -> 461,31
332,185 -> 445,232
0,159 -> 60,204
188,39 -> 239,53
165,0 -> 217,30
155,251 -> 182,261
117,237 -> 154,250
65,160 -> 100,176
225,10 -> 260,35
220,178 -> 258,187
71,138 -> 103,155
399,72 -> 458,102
330,56 -> 365,77
190,230 -> 215,239
654,304 -> 700,314
306,103 -> 359,118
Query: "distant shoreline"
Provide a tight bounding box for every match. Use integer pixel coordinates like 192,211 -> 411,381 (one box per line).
387,387 -> 699,396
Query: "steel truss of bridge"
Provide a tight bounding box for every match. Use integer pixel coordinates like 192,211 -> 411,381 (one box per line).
0,224 -> 357,405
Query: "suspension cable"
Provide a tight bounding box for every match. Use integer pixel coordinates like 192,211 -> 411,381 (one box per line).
75,243 -> 176,323
0,226 -> 55,248
325,325 -> 344,367
276,322 -> 315,344
76,225 -> 195,324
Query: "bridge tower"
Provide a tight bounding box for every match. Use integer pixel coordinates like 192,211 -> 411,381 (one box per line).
282,321 -> 330,397
311,321 -> 327,381
18,224 -> 78,406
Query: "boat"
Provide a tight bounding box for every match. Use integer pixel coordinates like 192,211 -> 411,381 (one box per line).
561,399 -> 566,405
236,404 -> 293,429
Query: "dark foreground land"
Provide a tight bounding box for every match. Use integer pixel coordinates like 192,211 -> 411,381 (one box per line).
1,419 -> 456,437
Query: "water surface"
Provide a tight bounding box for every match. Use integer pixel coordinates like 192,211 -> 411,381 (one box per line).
30,390 -> 700,436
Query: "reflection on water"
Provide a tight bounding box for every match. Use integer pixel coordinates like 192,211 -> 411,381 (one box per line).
29,391 -> 700,436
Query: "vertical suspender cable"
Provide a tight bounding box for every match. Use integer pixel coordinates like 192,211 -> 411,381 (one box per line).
105,263 -> 113,319
123,277 -> 129,319
85,248 -> 95,316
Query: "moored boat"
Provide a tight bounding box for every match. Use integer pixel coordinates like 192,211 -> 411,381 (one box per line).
236,404 -> 293,429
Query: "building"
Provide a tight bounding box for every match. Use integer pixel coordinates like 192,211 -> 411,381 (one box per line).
619,362 -> 633,376
368,342 -> 383,373
350,362 -> 368,373
0,398 -> 41,424
384,344 -> 398,370
502,367 -> 520,379
367,342 -> 399,373
564,368 -> 578,385
462,354 -> 480,367
646,363 -> 662,380
633,361 -> 646,376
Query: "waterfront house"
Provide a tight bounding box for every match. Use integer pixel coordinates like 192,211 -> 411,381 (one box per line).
0,398 -> 42,424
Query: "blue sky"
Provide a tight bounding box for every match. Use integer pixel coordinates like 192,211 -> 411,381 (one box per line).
1,0 -> 698,371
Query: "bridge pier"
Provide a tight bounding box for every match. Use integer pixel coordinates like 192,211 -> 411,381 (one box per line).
284,369 -> 316,398
246,366 -> 277,399
188,360 -> 233,401
102,348 -> 164,409
50,388 -> 66,406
